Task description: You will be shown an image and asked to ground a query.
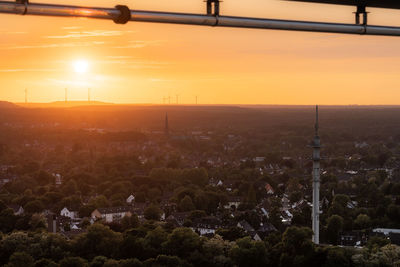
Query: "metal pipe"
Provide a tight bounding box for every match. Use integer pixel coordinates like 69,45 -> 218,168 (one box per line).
1,1 -> 400,36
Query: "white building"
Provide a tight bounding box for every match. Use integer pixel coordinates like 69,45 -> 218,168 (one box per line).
126,194 -> 135,205
91,206 -> 133,223
60,207 -> 78,220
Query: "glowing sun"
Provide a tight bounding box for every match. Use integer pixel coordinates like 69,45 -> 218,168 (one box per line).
73,60 -> 89,74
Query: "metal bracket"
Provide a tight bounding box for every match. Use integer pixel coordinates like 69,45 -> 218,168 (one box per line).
16,0 -> 28,15
206,0 -> 221,16
113,5 -> 131,24
354,5 -> 368,25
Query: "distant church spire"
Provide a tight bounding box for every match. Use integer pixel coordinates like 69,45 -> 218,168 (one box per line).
165,112 -> 169,136
315,105 -> 319,136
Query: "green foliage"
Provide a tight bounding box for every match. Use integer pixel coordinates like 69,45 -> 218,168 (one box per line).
144,204 -> 162,221
144,255 -> 189,267
24,200 -> 44,214
74,224 -> 122,259
163,228 -> 201,258
34,258 -> 58,267
230,237 -> 268,267
89,256 -> 108,267
6,252 -> 34,267
179,195 -> 195,212
322,247 -> 351,267
354,214 -> 371,230
352,244 -> 400,267
59,257 -> 88,267
367,236 -> 390,250
280,226 -> 315,267
121,213 -> 139,230
326,215 -> 344,245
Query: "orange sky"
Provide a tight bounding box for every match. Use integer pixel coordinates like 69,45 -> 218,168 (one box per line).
1,0 -> 400,104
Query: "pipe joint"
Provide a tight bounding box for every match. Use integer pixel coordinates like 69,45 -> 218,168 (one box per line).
113,5 -> 131,24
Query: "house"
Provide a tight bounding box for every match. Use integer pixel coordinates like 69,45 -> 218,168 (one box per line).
47,214 -> 76,234
339,231 -> 368,247
237,220 -> 255,233
166,212 -> 190,227
373,228 -> 400,245
281,210 -> 293,225
126,194 -> 135,205
320,196 -> 330,211
192,216 -> 222,236
265,183 -> 275,195
281,195 -> 290,210
292,199 -> 311,211
60,207 -> 79,220
8,204 -> 24,215
223,196 -> 242,209
257,222 -> 277,239
254,157 -> 265,162
237,220 -> 262,241
91,206 -> 133,223
53,173 -> 62,186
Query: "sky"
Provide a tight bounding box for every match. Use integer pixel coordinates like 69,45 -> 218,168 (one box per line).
1,0 -> 400,105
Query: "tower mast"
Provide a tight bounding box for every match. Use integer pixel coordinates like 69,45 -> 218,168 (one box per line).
312,105 -> 321,244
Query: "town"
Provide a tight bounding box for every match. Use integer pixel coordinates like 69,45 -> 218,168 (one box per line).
0,103 -> 399,266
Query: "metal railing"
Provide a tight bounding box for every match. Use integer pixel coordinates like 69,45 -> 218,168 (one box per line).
1,1 -> 400,36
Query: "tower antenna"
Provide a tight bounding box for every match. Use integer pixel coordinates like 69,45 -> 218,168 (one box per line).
24,88 -> 27,104
312,105 -> 321,244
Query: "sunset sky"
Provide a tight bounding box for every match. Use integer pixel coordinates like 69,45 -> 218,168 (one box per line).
1,0 -> 400,105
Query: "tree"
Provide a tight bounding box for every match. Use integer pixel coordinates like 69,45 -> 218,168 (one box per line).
366,236 -> 390,250
5,252 -> 34,267
326,215 -> 344,245
354,214 -> 371,230
34,170 -> 53,185
280,227 -> 315,267
24,200 -> 44,214
179,195 -> 195,212
62,180 -> 78,195
121,213 -> 139,230
0,208 -> 16,233
135,192 -> 146,203
88,195 -> 109,209
90,256 -> 108,267
144,255 -> 188,267
144,204 -> 162,221
181,168 -> 208,187
230,237 -> 269,267
245,184 -> 257,209
163,228 -> 201,258
144,226 -> 168,257
323,247 -> 351,267
216,227 -> 246,242
59,257 -> 88,267
74,224 -> 122,259
34,259 -> 58,267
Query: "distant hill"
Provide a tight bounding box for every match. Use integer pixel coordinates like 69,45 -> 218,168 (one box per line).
16,101 -> 113,108
0,101 -> 17,109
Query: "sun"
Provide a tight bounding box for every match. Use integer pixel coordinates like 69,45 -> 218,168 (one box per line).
73,60 -> 89,74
